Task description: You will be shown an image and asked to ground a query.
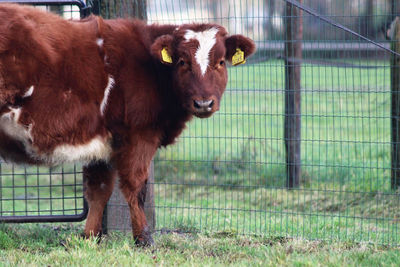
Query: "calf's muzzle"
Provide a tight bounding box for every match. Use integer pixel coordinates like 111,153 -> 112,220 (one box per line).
193,99 -> 214,111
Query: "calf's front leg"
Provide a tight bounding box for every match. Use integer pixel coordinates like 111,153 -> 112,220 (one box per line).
116,136 -> 157,246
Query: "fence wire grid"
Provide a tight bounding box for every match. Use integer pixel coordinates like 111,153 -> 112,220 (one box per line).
1,0 -> 400,246
143,0 -> 400,245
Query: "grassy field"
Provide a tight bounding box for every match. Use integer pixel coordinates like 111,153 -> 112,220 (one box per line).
0,223 -> 400,266
157,60 -> 391,191
1,59 -> 399,249
152,59 -> 398,244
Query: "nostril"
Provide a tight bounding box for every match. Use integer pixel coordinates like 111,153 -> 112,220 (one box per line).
194,99 -> 214,110
194,100 -> 201,109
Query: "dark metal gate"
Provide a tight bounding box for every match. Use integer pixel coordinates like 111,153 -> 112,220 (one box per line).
0,0 -> 89,223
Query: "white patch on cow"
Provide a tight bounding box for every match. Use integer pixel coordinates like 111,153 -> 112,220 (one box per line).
23,86 -> 34,98
184,27 -> 219,75
96,38 -> 104,47
2,107 -> 21,121
0,107 -> 33,145
0,107 -> 112,165
100,76 -> 114,115
43,136 -> 112,165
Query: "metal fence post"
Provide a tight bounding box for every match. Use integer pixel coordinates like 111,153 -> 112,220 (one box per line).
391,17 -> 400,190
284,1 -> 303,188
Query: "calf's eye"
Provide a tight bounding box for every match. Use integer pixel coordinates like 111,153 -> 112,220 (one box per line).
219,60 -> 225,66
178,60 -> 185,66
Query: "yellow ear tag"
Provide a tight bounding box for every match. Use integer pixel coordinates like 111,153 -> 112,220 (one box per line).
231,48 -> 246,66
161,47 -> 173,64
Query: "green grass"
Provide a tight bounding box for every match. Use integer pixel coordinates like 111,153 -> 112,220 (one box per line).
0,223 -> 399,266
152,59 -> 398,244
154,185 -> 400,245
157,60 -> 391,191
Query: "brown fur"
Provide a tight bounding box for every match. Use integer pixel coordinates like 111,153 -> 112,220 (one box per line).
0,4 -> 255,245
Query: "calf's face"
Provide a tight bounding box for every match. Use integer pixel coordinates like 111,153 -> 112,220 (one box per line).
151,24 -> 255,118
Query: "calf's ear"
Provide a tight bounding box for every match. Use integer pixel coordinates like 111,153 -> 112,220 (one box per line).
225,35 -> 256,66
150,34 -> 175,65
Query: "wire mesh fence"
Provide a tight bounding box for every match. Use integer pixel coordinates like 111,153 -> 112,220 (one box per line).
141,0 -> 399,245
0,0 -> 399,246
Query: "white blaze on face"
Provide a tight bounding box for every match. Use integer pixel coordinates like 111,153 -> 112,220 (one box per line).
184,27 -> 219,76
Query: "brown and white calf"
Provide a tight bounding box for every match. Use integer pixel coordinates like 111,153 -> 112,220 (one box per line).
0,4 -> 255,245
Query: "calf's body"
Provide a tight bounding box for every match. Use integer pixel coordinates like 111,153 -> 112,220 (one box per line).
0,4 -> 255,245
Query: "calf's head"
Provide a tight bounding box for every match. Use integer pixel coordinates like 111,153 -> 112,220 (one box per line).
151,24 -> 255,118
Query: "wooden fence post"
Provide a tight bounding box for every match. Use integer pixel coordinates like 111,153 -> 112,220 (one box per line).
90,0 -> 147,19
284,1 -> 303,189
391,17 -> 400,190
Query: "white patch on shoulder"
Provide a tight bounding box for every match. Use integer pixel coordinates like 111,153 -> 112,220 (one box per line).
43,136 -> 112,165
184,27 -> 219,75
0,107 -> 33,145
23,86 -> 34,98
100,76 -> 114,116
96,38 -> 104,47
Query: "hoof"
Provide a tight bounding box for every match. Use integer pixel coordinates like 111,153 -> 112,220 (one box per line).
135,236 -> 154,247
134,228 -> 154,247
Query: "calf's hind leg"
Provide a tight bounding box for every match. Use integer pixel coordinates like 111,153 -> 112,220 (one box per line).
83,161 -> 116,238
